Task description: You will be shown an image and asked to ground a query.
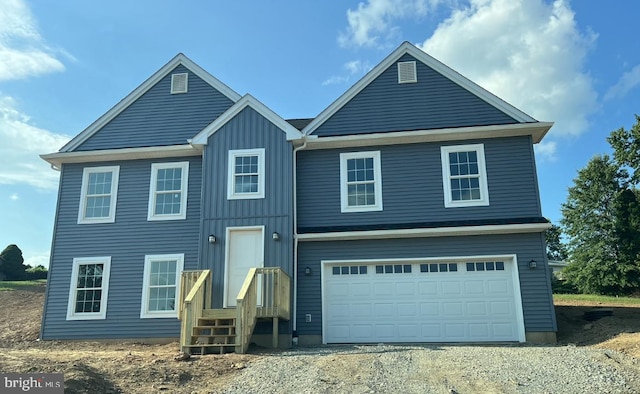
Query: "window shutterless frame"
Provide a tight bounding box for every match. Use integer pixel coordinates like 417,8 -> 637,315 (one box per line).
147,161 -> 189,221
227,148 -> 266,200
339,151 -> 383,213
440,144 -> 489,208
66,256 -> 111,320
77,166 -> 120,224
140,254 -> 184,318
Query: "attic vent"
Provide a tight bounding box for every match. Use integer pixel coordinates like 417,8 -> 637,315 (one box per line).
398,61 -> 417,84
171,73 -> 188,94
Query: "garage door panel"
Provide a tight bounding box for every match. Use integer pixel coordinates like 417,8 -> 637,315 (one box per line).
324,259 -> 522,343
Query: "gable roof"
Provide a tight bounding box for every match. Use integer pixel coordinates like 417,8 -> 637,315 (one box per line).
302,42 -> 538,136
59,53 -> 242,152
191,94 -> 303,144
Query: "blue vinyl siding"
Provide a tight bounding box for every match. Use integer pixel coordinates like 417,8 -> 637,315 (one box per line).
296,233 -> 556,337
297,136 -> 541,230
199,106 -> 295,309
41,156 -> 202,339
312,54 -> 518,137
75,65 -> 234,151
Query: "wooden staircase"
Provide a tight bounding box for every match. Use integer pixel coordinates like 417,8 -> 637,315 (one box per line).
179,268 -> 290,355
183,309 -> 237,354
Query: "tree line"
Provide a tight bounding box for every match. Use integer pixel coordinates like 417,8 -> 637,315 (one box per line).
556,115 -> 640,295
0,244 -> 48,281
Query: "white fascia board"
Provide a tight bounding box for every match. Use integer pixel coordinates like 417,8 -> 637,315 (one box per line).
191,94 -> 303,144
60,53 -> 241,153
302,42 -> 537,136
297,223 -> 552,242
41,144 -> 202,167
302,122 -> 553,151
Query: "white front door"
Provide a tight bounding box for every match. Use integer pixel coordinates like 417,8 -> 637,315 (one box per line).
224,226 -> 264,307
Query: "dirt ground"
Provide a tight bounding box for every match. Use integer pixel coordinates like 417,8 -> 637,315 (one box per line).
0,284 -> 639,393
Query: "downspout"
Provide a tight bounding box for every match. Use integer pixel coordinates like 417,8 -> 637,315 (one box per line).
292,138 -> 308,333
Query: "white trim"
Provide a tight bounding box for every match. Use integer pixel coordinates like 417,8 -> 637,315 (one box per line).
66,256 -> 111,321
298,222 -> 552,242
170,72 -> 188,94
59,53 -> 241,152
140,253 -> 184,318
303,42 -> 537,136
78,166 -> 120,224
320,254 -> 526,344
397,61 -> 417,84
302,122 -> 553,150
147,161 -> 189,221
191,94 -> 303,144
223,226 -> 265,308
41,144 -> 202,168
440,144 -> 489,208
339,151 -> 383,213
227,148 -> 265,200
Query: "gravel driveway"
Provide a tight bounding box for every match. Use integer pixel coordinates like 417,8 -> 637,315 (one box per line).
223,344 -> 640,393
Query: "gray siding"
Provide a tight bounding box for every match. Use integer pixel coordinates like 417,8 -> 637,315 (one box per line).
297,136 -> 542,230
76,65 -> 235,151
199,106 -> 295,309
41,156 -> 202,339
313,54 -> 518,137
296,233 -> 556,336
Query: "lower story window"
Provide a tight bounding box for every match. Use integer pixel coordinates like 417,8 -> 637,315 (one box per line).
66,257 -> 111,320
140,254 -> 184,318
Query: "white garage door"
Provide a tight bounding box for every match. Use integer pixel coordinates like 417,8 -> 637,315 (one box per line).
323,257 -> 525,343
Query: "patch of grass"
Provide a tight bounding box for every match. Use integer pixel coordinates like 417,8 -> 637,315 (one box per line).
554,293 -> 640,305
0,279 -> 47,291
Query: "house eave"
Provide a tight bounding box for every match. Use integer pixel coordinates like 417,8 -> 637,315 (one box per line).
301,122 -> 553,150
41,144 -> 202,167
297,223 -> 552,242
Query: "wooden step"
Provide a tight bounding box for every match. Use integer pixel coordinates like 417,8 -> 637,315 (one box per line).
202,308 -> 236,319
183,343 -> 236,355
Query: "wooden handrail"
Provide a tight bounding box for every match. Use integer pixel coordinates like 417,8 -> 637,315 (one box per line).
179,270 -> 211,353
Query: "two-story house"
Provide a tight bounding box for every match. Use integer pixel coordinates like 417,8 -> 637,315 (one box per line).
40,42 -> 556,353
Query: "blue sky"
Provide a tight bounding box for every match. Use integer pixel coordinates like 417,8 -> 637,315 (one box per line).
1,0 -> 639,267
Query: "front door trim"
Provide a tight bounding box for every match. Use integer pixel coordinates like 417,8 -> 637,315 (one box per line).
223,225 -> 265,308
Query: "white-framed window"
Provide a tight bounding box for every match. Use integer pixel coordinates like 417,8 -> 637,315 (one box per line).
227,148 -> 265,200
140,254 -> 184,318
147,162 -> 189,221
78,166 -> 120,224
66,257 -> 111,320
340,151 -> 383,213
441,144 -> 490,208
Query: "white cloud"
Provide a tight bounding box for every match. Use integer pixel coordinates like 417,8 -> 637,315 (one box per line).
0,0 -> 65,81
604,64 -> 640,101
24,251 -> 50,268
10,193 -> 19,200
339,0 -> 443,48
323,59 -> 373,86
0,95 -> 70,190
534,140 -> 557,162
419,0 -> 598,139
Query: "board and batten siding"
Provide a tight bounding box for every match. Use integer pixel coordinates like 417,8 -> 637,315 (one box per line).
75,65 -> 235,151
41,156 -> 202,339
297,136 -> 542,230
312,54 -> 518,137
198,106 -> 295,310
296,233 -> 556,337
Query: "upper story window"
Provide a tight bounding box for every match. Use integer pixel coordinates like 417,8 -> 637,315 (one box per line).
227,148 -> 265,200
340,151 -> 383,213
148,162 -> 189,221
140,254 -> 184,318
78,166 -> 120,224
441,144 -> 489,208
66,256 -> 111,320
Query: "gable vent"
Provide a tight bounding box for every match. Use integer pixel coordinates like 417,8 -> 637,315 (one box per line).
397,61 -> 417,84
171,73 -> 188,94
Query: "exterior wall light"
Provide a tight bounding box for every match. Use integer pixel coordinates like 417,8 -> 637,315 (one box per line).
529,259 -> 537,269
272,232 -> 280,241
208,234 -> 216,244
304,267 -> 312,276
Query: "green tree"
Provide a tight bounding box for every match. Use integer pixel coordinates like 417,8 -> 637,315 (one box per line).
0,244 -> 28,281
545,224 -> 568,261
608,114 -> 640,183
560,155 -> 640,295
